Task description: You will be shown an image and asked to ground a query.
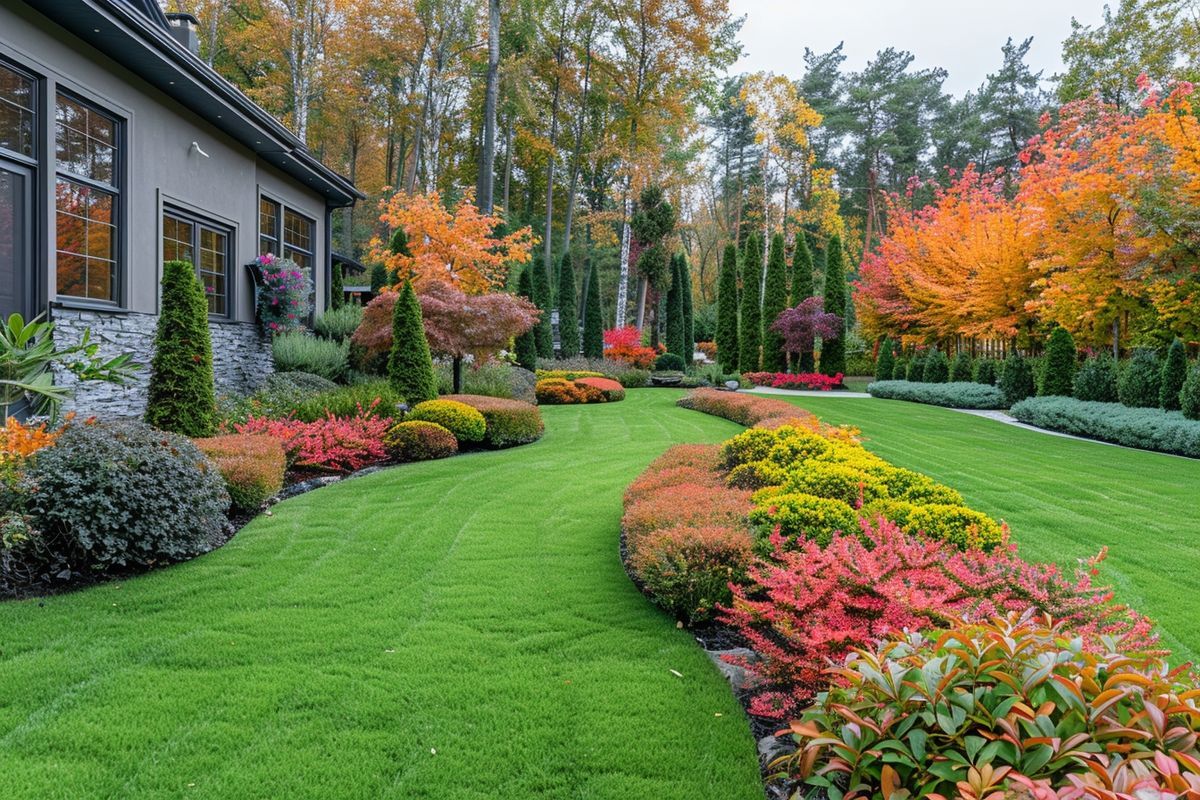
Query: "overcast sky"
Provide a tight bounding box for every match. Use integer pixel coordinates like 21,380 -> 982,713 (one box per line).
728,0 -> 1112,97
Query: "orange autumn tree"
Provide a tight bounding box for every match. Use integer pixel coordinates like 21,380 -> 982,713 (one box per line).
369,190 -> 536,294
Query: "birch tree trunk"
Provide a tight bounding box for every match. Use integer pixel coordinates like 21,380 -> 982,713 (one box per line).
476,0 -> 500,212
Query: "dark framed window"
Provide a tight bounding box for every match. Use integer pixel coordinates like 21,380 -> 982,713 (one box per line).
0,61 -> 37,321
163,208 -> 232,316
0,62 -> 36,160
282,208 -> 314,273
55,92 -> 120,303
258,196 -> 278,256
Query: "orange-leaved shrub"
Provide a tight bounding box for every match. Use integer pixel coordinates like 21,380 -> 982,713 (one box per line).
441,394 -> 543,448
677,388 -> 820,428
534,378 -> 606,404
383,420 -> 458,462
628,525 -> 753,623
575,376 -> 625,402
194,434 -> 286,512
622,483 -> 751,548
0,416 -> 66,463
645,443 -> 721,472
624,465 -> 723,505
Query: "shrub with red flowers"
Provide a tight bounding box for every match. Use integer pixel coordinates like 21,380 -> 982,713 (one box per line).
722,518 -> 1161,719
235,401 -> 391,473
575,376 -> 625,402
740,372 -> 843,391
255,254 -> 312,335
534,378 -> 607,405
602,326 -> 658,368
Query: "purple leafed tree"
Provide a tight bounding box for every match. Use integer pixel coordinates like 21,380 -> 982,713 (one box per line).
771,297 -> 842,357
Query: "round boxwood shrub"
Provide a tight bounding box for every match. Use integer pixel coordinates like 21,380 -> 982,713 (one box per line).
1182,365 -> 1200,420
1118,348 -> 1162,408
1073,353 -> 1118,402
973,359 -> 998,386
654,352 -> 686,372
405,399 -> 486,443
922,349 -> 949,383
383,421 -> 459,462
21,420 -> 230,576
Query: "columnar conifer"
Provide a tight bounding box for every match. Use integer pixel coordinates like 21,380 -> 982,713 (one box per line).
819,233 -> 847,376
145,260 -> 216,437
582,263 -> 604,359
716,243 -> 739,373
514,266 -> 539,370
791,233 -> 815,372
556,252 -> 579,358
761,233 -> 789,373
738,232 -> 763,372
1040,326 -> 1077,396
388,280 -> 437,404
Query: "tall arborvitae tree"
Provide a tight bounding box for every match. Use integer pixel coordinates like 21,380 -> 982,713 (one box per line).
1161,338 -> 1188,410
1040,325 -> 1077,397
374,227 -> 409,293
738,232 -> 764,372
531,261 -> 553,359
556,252 -> 579,358
680,253 -> 694,360
145,260 -> 215,437
388,280 -> 437,404
514,265 -> 539,370
761,232 -> 789,373
875,337 -> 895,381
370,262 -> 389,294
582,262 -> 604,358
791,233 -> 815,372
819,233 -> 847,376
665,254 -> 687,360
716,242 -> 740,373
330,263 -> 344,309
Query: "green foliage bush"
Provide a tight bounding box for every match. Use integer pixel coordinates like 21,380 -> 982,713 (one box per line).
891,357 -> 908,381
514,266 -> 539,370
738,233 -> 763,372
874,339 -> 894,381
866,380 -> 1007,409
1118,348 -> 1162,408
406,399 -> 486,443
388,281 -> 437,404
999,351 -> 1035,405
1183,365 -> 1200,420
1039,325 -> 1077,396
313,304 -> 363,342
628,524 -> 753,624
1010,396 -> 1200,457
22,420 -> 230,575
654,352 -> 685,372
819,234 -> 847,377
905,354 -> 925,382
145,260 -> 216,437
557,252 -> 579,358
382,420 -> 458,462
921,349 -> 949,383
435,362 -> 536,404
973,358 -> 998,385
272,332 -> 349,382
949,351 -> 972,382
716,243 -> 740,374
441,394 -> 544,448
1072,353 -> 1119,402
844,352 -> 875,376
289,381 -> 400,423
748,491 -> 859,547
761,233 -> 790,373
1161,338 -> 1188,410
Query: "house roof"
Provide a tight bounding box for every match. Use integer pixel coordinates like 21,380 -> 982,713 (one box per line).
23,0 -> 363,207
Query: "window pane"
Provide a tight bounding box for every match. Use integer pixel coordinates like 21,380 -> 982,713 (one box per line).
283,210 -> 313,253
57,177 -> 116,301
197,223 -> 228,316
55,93 -> 117,186
0,64 -> 34,158
259,198 -> 278,252
162,214 -> 194,265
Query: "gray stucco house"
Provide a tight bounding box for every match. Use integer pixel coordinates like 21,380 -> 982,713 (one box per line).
0,0 -> 361,415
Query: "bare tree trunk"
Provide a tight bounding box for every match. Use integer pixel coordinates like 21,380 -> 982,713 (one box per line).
476,0 -> 500,212
615,180 -> 632,328
502,119 -> 513,216
342,132 -> 358,253
541,4 -> 570,294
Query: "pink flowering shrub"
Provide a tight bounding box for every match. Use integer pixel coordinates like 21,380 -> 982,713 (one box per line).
235,401 -> 391,472
740,372 -> 843,391
722,517 -> 1162,719
255,253 -> 312,334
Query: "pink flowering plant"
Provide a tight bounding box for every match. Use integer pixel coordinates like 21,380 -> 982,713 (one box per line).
234,400 -> 391,472
255,253 -> 312,334
741,372 -> 843,391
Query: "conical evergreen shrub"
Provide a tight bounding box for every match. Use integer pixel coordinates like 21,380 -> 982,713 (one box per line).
716,243 -> 740,373
1161,338 -> 1187,410
680,254 -> 694,359
145,260 -> 216,437
665,255 -> 687,360
906,354 -> 926,382
974,359 -> 998,386
819,233 -> 847,376
892,357 -> 908,381
760,233 -> 789,373
922,349 -> 950,383
1073,354 -> 1118,402
582,263 -> 604,359
875,338 -> 895,381
515,266 -> 539,370
1000,351 -> 1035,405
370,262 -> 389,293
950,351 -> 973,382
388,280 -> 437,404
1181,364 -> 1200,420
531,261 -> 553,358
738,233 -> 763,372
331,263 -> 344,309
790,233 -> 815,373
1039,326 -> 1077,396
556,252 -> 579,358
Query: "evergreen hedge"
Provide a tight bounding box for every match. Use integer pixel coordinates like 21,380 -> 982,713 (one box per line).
1182,365 -> 1200,420
387,281 -> 437,404
556,252 -> 579,358
949,351 -> 973,383
145,259 -> 216,437
906,354 -> 926,382
819,233 -> 847,377
1161,338 -> 1188,410
1039,326 -> 1077,397
974,359 -> 998,386
867,380 -> 1007,410
760,232 -> 789,373
1011,396 -> 1200,458
999,351 -> 1035,406
1073,354 -> 1118,402
582,263 -> 604,359
1118,349 -> 1162,408
716,242 -> 739,373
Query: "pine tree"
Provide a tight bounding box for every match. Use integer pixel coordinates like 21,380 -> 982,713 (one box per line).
680,253 -> 694,360
388,280 -> 437,404
514,265 -> 539,370
1039,325 -> 1077,396
760,232 -> 789,373
1161,338 -> 1188,410
790,233 -> 815,372
330,263 -> 344,309
716,242 -> 739,373
145,260 -> 216,437
531,261 -> 553,359
556,251 -> 579,358
582,262 -> 604,359
665,254 -> 687,360
819,233 -> 847,376
875,338 -> 895,381
370,262 -> 389,293
738,232 -> 763,372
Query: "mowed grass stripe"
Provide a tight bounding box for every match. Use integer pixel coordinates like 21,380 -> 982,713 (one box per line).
777,395 -> 1200,663
0,390 -> 761,800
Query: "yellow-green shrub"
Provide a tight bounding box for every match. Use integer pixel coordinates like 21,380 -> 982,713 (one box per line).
719,428 -> 781,469
902,504 -> 1006,550
748,492 -> 859,546
782,461 -> 889,507
726,460 -> 789,490
406,399 -> 486,443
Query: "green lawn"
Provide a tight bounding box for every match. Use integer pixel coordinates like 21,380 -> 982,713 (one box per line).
0,390 -> 762,800
773,395 -> 1200,663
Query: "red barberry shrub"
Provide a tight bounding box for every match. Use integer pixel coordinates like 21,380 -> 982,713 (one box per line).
722,517 -> 1162,719
194,433 -> 287,512
629,524 -> 754,623
741,372 -> 844,391
645,443 -> 721,472
603,326 -> 658,367
235,402 -> 391,473
624,465 -> 723,505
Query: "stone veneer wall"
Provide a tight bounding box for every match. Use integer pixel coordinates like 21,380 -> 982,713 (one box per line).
51,308 -> 273,418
